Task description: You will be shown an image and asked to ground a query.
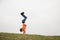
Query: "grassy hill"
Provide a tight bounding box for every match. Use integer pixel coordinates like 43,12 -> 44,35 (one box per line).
0,33 -> 60,40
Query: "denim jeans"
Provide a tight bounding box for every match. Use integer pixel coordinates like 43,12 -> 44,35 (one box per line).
22,15 -> 27,23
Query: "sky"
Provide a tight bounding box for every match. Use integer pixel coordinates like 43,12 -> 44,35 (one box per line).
0,0 -> 60,36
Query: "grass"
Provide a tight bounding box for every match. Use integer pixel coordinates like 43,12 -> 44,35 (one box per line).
0,32 -> 60,40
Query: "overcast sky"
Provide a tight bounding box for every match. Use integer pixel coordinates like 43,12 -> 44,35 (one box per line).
0,0 -> 60,36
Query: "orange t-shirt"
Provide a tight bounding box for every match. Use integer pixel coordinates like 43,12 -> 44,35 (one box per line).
22,23 -> 27,30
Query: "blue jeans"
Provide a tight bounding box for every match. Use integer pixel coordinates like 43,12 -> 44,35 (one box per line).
22,15 -> 27,23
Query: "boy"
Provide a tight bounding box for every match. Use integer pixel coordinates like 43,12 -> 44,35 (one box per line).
20,12 -> 27,34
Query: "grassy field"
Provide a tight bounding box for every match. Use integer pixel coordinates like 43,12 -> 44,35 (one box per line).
0,33 -> 60,40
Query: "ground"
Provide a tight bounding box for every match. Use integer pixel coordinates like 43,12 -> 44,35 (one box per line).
0,32 -> 60,40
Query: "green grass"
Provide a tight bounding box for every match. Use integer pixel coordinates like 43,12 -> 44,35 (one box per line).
0,33 -> 60,40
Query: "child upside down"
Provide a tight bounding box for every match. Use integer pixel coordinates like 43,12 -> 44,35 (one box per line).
20,12 -> 27,34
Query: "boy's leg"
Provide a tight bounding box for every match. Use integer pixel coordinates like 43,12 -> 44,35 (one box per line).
21,12 -> 27,23
22,18 -> 27,23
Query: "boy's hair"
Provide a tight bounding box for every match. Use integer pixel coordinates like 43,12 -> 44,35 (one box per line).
20,28 -> 23,32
